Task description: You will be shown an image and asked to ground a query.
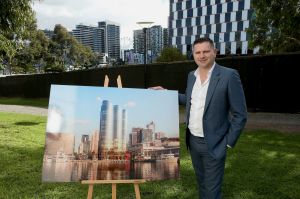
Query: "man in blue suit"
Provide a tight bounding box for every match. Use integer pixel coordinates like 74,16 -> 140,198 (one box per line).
179,37 -> 247,198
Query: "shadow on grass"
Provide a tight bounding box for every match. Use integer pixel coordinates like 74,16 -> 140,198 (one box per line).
223,130 -> 300,199
14,121 -> 41,126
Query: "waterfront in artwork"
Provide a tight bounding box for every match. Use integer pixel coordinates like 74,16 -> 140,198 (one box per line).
42,85 -> 179,182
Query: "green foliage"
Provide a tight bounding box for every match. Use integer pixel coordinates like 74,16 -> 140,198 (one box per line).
248,0 -> 300,53
0,0 -> 35,34
0,0 -> 36,74
45,24 -> 95,72
0,111 -> 299,198
156,47 -> 187,62
0,2 -> 96,74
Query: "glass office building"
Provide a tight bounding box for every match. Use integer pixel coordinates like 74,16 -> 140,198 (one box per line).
168,0 -> 254,55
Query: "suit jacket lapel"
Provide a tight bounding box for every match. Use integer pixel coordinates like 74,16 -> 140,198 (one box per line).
204,64 -> 220,114
187,71 -> 196,101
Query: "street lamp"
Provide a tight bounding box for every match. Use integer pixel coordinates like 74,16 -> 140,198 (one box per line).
136,22 -> 153,65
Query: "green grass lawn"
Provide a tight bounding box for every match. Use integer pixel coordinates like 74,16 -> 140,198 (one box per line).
0,97 -> 49,108
0,112 -> 299,199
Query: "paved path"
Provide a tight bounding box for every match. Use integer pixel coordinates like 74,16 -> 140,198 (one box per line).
1,104 -> 299,133
0,104 -> 48,116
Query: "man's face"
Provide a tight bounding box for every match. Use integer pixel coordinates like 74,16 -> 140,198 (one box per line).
193,42 -> 216,69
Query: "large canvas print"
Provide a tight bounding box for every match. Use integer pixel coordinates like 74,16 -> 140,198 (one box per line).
42,85 -> 179,182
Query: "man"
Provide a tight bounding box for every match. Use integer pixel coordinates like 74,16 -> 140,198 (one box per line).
180,37 -> 247,199
151,37 -> 247,198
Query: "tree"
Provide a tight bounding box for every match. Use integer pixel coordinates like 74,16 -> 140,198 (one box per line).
46,24 -> 95,72
156,47 -> 187,62
12,30 -> 50,73
248,0 -> 300,53
0,0 -> 35,73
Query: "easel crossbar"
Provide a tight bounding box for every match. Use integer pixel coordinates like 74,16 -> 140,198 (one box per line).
81,179 -> 146,184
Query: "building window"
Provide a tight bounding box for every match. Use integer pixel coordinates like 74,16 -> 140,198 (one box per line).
225,42 -> 231,54
188,9 -> 193,18
176,2 -> 182,11
216,23 -> 221,33
238,0 -> 245,10
187,27 -> 193,35
237,21 -> 243,31
205,16 -> 210,24
235,31 -> 241,41
195,17 -> 200,25
248,9 -> 254,19
176,37 -> 181,45
224,32 -> 230,42
186,0 -> 192,9
176,20 -> 182,28
207,24 -> 212,34
225,13 -> 231,22
227,2 -> 233,12
236,11 -> 242,21
217,4 -> 222,13
177,28 -> 183,36
186,18 -> 192,27
185,36 -> 191,45
215,14 -> 220,23
236,41 -> 242,54
197,26 -> 202,34
178,11 -> 183,19
226,22 -> 232,32
214,33 -> 219,42
207,6 -> 212,15
206,0 -> 210,6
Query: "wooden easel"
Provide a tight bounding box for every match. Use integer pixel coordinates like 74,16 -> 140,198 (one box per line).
81,75 -> 146,199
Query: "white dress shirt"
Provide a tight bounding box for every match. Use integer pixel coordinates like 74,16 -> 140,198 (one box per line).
188,63 -> 215,137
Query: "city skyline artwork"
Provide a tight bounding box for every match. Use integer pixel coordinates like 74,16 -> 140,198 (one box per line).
42,84 -> 180,182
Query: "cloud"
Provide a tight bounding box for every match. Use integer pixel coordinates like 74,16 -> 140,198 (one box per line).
124,101 -> 136,108
74,119 -> 91,125
32,0 -> 169,43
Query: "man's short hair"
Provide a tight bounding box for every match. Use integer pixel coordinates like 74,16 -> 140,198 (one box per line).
193,37 -> 215,48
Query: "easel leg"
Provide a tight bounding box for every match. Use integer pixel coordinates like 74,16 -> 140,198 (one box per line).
87,184 -> 94,199
112,183 -> 117,199
134,183 -> 141,199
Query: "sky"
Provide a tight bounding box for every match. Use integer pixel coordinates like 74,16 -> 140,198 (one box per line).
46,85 -> 179,148
32,0 -> 169,49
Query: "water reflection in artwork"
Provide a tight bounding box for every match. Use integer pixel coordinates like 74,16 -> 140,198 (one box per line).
42,160 -> 179,182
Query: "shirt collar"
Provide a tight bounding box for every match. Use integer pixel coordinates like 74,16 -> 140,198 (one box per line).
194,62 -> 216,78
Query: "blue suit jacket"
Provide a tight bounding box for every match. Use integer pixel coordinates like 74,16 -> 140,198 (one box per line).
179,64 -> 247,159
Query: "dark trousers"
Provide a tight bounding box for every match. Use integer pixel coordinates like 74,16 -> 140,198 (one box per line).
189,133 -> 226,199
